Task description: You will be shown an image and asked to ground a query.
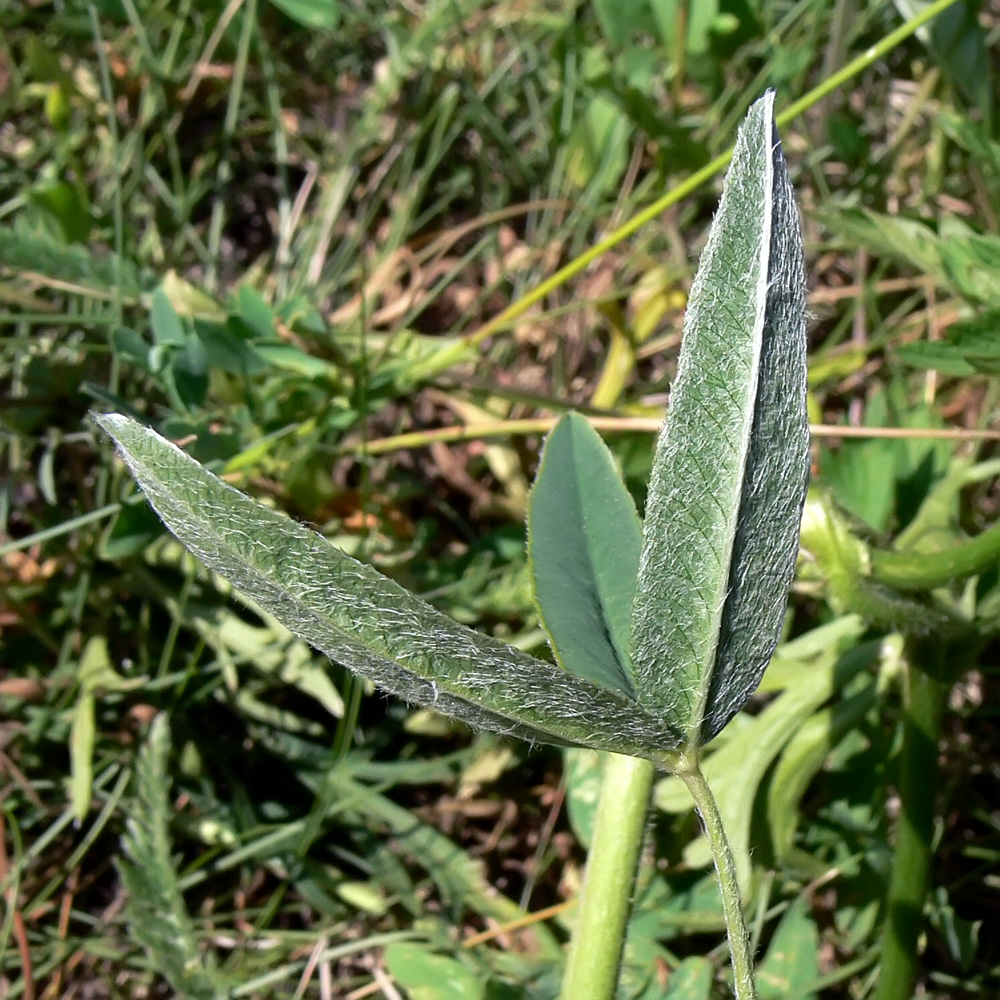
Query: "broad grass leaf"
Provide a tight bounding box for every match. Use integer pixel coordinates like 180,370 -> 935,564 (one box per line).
630,91 -> 809,748
767,682 -> 877,862
528,412 -> 641,696
94,413 -> 683,757
0,219 -> 143,298
816,209 -> 945,283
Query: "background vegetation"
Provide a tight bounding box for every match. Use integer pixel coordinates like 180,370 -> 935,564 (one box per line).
2,0 -> 999,997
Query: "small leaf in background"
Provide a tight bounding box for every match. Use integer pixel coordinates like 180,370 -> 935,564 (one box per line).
756,895 -> 821,999
563,748 -> 604,848
649,0 -> 720,57
197,321 -> 269,377
654,617 -> 872,893
660,956 -> 715,999
630,91 -> 809,748
69,689 -> 96,823
170,335 -> 210,409
29,178 -> 91,243
150,287 -> 186,347
897,306 -> 1000,376
591,0 -> 652,48
820,389 -> 897,533
820,382 -> 950,534
565,92 -> 630,194
766,679 -> 878,863
940,233 -> 1000,302
266,0 -> 340,30
817,208 -> 945,283
928,886 -> 981,971
159,270 -> 225,320
70,636 -> 146,821
528,412 -> 641,696
233,284 -> 277,340
111,326 -> 153,373
100,496 -> 165,560
619,924 -> 704,999
384,943 -> 481,1000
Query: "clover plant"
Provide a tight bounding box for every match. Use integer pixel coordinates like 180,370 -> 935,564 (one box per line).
94,91 -> 808,1000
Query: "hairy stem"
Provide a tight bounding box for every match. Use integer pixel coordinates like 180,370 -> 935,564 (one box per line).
679,758 -> 757,1000
559,753 -> 654,1000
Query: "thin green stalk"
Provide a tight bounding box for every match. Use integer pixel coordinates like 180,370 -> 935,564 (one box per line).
205,0 -> 257,293
678,757 -> 757,1000
559,753 -> 655,1000
874,640 -> 945,1000
406,0 -> 963,385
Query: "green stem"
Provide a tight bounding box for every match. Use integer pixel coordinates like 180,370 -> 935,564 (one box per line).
873,640 -> 945,1000
559,753 -> 655,1000
679,759 -> 757,1000
870,518 -> 1000,590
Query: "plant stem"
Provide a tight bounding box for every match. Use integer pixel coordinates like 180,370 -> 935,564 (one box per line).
870,518 -> 1000,590
873,640 -> 945,1000
559,753 -> 654,1000
679,760 -> 757,1000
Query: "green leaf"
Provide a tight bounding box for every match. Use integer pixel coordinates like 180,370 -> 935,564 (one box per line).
100,497 -> 164,559
659,956 -> 714,998
565,92 -> 630,194
630,91 -> 809,748
69,691 -> 96,823
816,208 -> 946,283
266,0 -> 340,29
150,288 -> 186,347
756,895 -> 821,999
0,219 -> 143,298
29,178 -> 92,243
892,0 -> 993,129
898,309 -> 1000,375
528,412 -> 641,695
650,0 -> 721,57
563,748 -> 604,849
940,234 -> 1000,302
234,284 -> 277,339
384,943 -> 481,1000
93,413 -> 683,757
766,680 -> 877,862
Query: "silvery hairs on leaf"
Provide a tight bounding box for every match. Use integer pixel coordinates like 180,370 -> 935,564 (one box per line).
93,413 -> 684,759
93,93 -> 807,764
628,90 -> 809,750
